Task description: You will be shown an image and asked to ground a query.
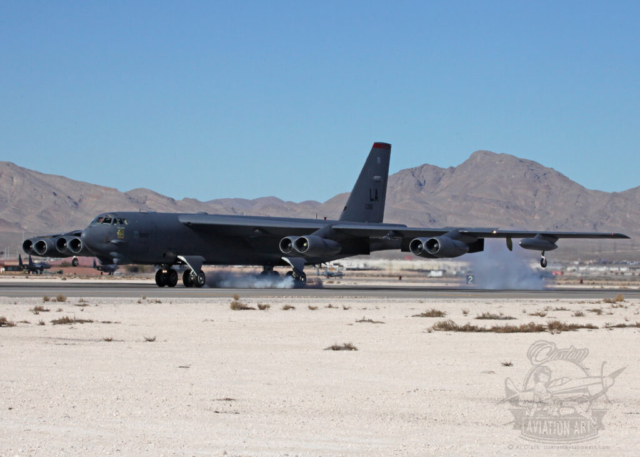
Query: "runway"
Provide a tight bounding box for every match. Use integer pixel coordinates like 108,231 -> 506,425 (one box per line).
1,280 -> 639,299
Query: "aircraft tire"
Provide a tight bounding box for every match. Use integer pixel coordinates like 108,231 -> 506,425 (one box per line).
540,258 -> 548,268
294,271 -> 307,288
195,271 -> 206,288
72,257 -> 79,267
269,271 -> 280,277
155,269 -> 167,287
183,270 -> 194,288
167,269 -> 179,287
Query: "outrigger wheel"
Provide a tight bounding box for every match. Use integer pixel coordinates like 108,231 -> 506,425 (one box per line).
540,251 -> 548,269
195,270 -> 206,287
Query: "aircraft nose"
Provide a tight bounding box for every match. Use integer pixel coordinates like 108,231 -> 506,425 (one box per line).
81,228 -> 102,254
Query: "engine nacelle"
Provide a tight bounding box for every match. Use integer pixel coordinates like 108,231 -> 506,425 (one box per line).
32,238 -> 58,257
519,234 -> 558,251
279,236 -> 300,254
293,235 -> 342,257
23,239 -> 35,254
56,237 -> 71,254
68,237 -> 84,255
410,236 -> 469,258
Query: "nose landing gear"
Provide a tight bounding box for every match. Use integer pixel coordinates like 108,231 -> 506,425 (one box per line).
540,251 -> 548,268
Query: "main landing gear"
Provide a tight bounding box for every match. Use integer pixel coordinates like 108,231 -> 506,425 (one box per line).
540,251 -> 548,269
259,266 -> 280,278
156,268 -> 205,288
182,269 -> 206,288
286,270 -> 307,287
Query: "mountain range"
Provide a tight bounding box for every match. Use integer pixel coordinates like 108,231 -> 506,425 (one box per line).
1,151 -> 637,258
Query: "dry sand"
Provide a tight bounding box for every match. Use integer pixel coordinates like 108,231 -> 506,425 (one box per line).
1,294 -> 639,456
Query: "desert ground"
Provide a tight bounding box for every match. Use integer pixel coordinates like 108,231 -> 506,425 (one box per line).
1,280 -> 639,456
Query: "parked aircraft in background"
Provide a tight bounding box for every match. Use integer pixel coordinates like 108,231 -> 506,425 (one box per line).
317,267 -> 345,278
93,259 -> 119,275
19,254 -> 51,274
22,143 -> 629,288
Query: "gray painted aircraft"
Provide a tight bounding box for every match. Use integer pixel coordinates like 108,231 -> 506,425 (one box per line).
22,143 -> 629,288
18,254 -> 51,274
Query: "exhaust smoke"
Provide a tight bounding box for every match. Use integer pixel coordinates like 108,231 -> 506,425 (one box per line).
466,239 -> 545,290
205,270 -> 323,289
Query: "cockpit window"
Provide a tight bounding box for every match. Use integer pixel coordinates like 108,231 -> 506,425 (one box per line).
116,218 -> 128,225
92,216 -> 105,225
102,216 -> 113,225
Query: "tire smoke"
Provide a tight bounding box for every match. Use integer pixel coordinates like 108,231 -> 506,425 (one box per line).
466,239 -> 546,290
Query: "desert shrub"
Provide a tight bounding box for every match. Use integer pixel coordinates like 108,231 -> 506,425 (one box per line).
413,309 -> 447,318
0,317 -> 16,327
475,312 -> 516,320
325,343 -> 358,351
51,316 -> 93,325
282,305 -> 296,311
257,304 -> 270,310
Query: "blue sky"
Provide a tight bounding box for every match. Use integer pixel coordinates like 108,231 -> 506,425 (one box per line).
1,1 -> 638,202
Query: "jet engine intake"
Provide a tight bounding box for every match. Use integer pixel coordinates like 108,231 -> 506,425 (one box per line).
68,237 -> 84,255
410,236 -> 469,258
33,239 -> 57,256
293,236 -> 342,257
279,236 -> 300,255
56,237 -> 70,254
23,239 -> 34,254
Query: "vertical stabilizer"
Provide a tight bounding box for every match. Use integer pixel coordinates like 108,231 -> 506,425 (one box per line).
338,142 -> 391,223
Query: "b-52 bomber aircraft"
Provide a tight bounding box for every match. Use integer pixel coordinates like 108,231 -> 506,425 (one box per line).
22,143 -> 629,288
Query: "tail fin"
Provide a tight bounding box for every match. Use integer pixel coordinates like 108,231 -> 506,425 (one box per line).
28,255 -> 34,268
338,142 -> 391,223
19,254 -> 23,268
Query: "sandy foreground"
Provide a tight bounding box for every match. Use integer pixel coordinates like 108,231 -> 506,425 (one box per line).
1,293 -> 639,456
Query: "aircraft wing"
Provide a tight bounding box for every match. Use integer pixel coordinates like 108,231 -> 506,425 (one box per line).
179,214 -> 327,237
332,224 -> 630,240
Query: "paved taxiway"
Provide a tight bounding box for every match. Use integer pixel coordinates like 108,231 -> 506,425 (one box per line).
1,281 -> 639,299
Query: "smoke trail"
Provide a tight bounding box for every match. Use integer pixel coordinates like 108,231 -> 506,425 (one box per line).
465,239 -> 546,290
205,270 -> 323,289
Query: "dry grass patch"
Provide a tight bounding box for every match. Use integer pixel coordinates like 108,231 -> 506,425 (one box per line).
587,308 -> 603,315
603,294 -> 625,304
42,296 -> 51,303
429,320 -> 594,334
30,305 -> 50,314
475,312 -> 516,320
282,304 -> 296,311
462,308 -> 470,316
326,304 -> 337,309
605,322 -> 640,329
143,336 -> 156,342
325,342 -> 358,351
51,316 -> 94,325
573,310 -> 585,317
528,310 -> 548,317
413,308 -> 447,318
55,294 -> 67,303
0,316 -> 16,328
38,320 -> 45,326
501,361 -> 514,367
257,304 -> 270,310
308,306 -> 318,310
342,305 -> 351,310
103,337 -> 114,342
356,317 -> 385,324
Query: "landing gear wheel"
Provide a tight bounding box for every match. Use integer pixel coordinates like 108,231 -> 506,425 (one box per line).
183,270 -> 194,288
292,271 -> 307,288
155,269 -> 167,287
269,270 -> 280,277
167,269 -> 179,287
71,257 -> 79,267
195,271 -> 206,288
540,257 -> 548,268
